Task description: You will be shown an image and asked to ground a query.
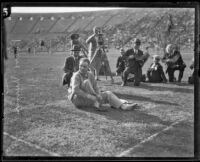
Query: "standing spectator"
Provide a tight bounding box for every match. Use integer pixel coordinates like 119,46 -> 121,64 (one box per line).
116,48 -> 126,76
162,44 -> 186,82
68,58 -> 139,111
121,38 -> 145,86
62,45 -> 83,87
146,55 -> 167,83
13,46 -> 17,59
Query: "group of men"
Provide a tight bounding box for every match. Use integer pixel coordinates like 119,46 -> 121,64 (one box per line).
116,41 -> 189,86
62,26 -> 143,111
62,26 -> 114,87
62,26 -> 194,111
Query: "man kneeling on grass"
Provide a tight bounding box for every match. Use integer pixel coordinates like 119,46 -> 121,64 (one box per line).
146,55 -> 167,83
68,58 -> 138,111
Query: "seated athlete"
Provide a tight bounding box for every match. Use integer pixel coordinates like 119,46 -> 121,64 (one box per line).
68,58 -> 139,111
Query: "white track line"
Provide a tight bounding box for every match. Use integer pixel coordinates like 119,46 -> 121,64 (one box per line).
117,119 -> 185,157
4,132 -> 61,156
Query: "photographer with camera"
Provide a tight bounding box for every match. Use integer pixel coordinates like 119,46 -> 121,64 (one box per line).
86,27 -> 114,83
70,33 -> 88,58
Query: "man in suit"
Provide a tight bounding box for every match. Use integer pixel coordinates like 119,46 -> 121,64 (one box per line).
121,38 -> 145,86
62,45 -> 83,87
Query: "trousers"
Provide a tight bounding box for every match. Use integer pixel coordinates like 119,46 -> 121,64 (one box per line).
123,65 -> 142,85
167,64 -> 186,82
70,79 -> 123,108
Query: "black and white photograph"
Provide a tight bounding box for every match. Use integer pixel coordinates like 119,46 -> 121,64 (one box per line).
2,2 -> 200,160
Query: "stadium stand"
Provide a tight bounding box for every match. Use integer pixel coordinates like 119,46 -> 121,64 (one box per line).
84,15 -> 112,31
49,16 -> 75,33
106,14 -> 129,26
30,16 -> 58,34
6,15 -> 35,34
5,16 -> 18,33
4,8 -> 194,52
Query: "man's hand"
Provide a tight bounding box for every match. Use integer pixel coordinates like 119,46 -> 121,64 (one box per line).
166,59 -> 171,63
129,55 -> 134,59
96,94 -> 103,102
87,94 -> 97,102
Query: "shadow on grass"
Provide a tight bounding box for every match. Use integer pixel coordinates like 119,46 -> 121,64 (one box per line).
114,92 -> 179,106
140,83 -> 194,94
76,106 -> 171,126
114,82 -> 194,94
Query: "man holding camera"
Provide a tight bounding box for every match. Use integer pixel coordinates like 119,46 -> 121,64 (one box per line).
86,26 -> 99,80
70,33 -> 88,58
86,26 -> 114,83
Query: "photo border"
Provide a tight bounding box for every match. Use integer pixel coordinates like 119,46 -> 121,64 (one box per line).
1,1 -> 199,161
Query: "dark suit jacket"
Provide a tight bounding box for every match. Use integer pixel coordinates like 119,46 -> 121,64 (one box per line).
162,51 -> 185,69
63,56 -> 75,73
124,48 -> 144,68
147,63 -> 167,82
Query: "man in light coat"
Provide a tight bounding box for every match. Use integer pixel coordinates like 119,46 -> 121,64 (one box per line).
86,26 -> 100,80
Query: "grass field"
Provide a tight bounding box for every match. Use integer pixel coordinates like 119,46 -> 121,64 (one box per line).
3,48 -> 195,157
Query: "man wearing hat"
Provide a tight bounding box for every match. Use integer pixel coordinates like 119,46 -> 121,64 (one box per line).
146,55 -> 167,83
121,38 -> 145,86
70,33 -> 88,58
116,48 -> 126,76
62,45 -> 83,87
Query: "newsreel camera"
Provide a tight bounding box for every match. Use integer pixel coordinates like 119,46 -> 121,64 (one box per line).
96,28 -> 105,47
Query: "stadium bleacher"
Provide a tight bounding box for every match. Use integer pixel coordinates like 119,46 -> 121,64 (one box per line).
106,14 -> 129,26
4,8 -> 194,51
84,15 -> 112,31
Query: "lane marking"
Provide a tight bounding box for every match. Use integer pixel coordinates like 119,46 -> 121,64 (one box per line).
117,119 -> 185,157
3,132 -> 61,156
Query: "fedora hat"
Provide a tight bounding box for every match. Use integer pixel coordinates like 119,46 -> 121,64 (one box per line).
70,33 -> 79,40
133,38 -> 141,44
152,54 -> 161,60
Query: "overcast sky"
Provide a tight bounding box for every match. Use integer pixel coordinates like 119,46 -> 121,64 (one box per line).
12,7 -> 125,13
